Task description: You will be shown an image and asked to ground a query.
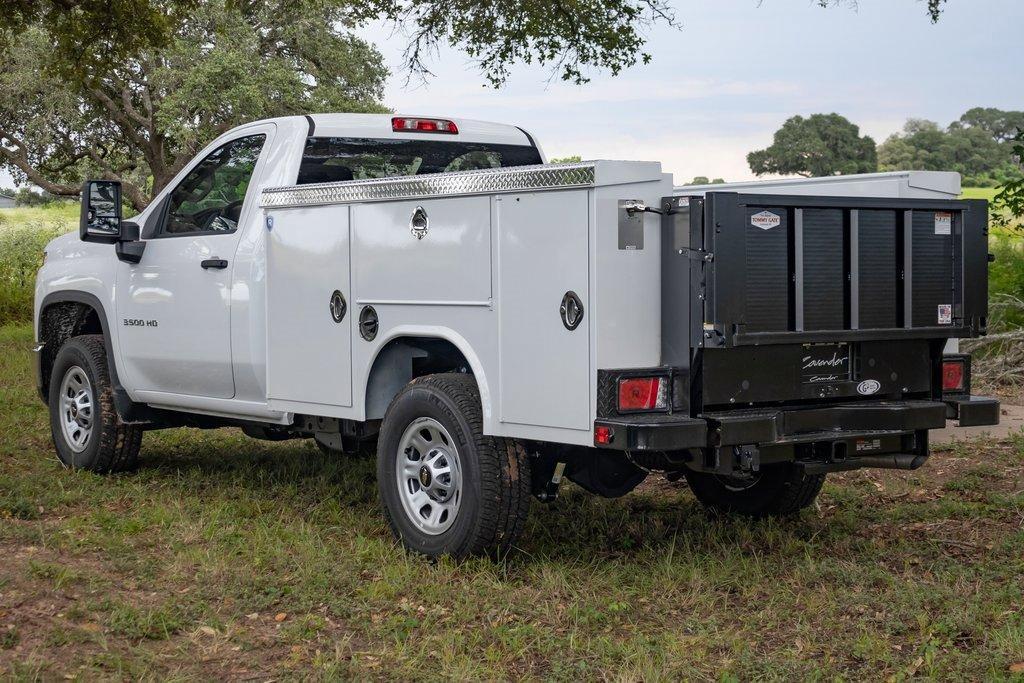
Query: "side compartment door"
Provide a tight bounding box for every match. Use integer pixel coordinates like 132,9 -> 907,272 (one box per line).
497,190 -> 590,431
266,206 -> 353,408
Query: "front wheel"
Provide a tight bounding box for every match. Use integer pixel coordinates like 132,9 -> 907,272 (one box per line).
48,335 -> 142,473
377,374 -> 531,559
684,464 -> 825,517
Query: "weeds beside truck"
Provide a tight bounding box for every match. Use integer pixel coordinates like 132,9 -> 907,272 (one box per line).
34,114 -> 998,558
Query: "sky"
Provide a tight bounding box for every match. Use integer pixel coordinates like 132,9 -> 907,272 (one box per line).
3,0 -> 1022,190
362,0 -> 1024,182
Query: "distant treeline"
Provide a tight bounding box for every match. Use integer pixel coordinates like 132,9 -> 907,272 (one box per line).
748,108 -> 1023,187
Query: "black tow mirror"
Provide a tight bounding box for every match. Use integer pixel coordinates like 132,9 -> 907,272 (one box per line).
79,180 -> 122,243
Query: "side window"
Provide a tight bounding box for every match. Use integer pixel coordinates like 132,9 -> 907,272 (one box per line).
161,134 -> 266,235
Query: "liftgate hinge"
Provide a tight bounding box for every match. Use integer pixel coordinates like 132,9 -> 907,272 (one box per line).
677,246 -> 713,262
623,201 -> 713,262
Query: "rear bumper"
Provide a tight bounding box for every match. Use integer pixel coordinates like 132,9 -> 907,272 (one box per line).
594,397 -> 997,451
943,394 -> 1000,427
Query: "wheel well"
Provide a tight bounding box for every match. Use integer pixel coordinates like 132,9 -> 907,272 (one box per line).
38,301 -> 104,402
365,337 -> 474,420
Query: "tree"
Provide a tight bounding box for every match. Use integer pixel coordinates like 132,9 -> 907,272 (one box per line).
747,114 -> 877,178
0,1 -> 389,210
689,176 -> 725,185
957,107 -> 1024,144
877,115 -> 1018,187
2,1 -> 678,88
994,128 -> 1024,230
1,1 -> 680,208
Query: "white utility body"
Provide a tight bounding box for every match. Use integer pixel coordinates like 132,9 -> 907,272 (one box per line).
34,114 -> 997,558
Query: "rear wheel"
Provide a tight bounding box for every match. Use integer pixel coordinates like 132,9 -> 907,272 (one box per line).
377,374 -> 531,559
684,464 -> 824,517
48,335 -> 142,473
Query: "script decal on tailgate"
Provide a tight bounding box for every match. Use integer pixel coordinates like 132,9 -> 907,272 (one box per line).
801,344 -> 850,383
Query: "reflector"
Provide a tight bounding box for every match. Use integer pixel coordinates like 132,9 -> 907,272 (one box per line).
942,360 -> 965,392
618,377 -> 668,412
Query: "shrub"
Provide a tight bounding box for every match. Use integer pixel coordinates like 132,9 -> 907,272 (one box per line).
0,218 -> 72,324
988,235 -> 1024,327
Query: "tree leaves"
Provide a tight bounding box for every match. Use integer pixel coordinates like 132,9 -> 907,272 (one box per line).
0,0 -> 389,209
878,114 -> 1020,188
814,0 -> 947,23
368,0 -> 677,87
993,129 -> 1024,231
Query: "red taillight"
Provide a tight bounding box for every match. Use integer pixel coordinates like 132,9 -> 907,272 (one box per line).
392,117 -> 459,134
618,377 -> 668,412
594,425 -> 614,445
942,359 -> 965,392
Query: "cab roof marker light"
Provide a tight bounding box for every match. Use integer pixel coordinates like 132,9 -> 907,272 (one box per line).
392,117 -> 459,134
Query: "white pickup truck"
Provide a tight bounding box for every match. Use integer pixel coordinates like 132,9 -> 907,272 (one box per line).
35,113 -> 998,558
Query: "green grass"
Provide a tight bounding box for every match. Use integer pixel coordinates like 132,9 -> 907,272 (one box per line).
961,187 -> 999,202
0,202 -> 78,232
1,323 -> 1023,679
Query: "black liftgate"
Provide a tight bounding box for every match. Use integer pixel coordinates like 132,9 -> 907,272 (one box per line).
662,193 -> 990,412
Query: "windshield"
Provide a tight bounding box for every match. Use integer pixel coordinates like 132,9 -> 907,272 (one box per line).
296,137 -> 543,185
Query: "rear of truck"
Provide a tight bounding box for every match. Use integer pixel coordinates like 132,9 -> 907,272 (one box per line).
594,190 -> 998,489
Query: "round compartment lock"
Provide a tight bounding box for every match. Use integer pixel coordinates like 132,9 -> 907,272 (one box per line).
560,291 -> 584,331
359,305 -> 379,341
410,206 -> 429,240
329,290 -> 347,323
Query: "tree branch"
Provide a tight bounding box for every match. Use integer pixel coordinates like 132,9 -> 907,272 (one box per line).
0,133 -> 80,196
82,144 -> 149,209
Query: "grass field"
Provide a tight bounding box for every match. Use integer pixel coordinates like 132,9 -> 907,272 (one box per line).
2,323 -> 1024,679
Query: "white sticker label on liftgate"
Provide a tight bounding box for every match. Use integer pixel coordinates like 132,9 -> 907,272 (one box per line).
857,379 -> 881,396
938,304 -> 952,325
934,211 -> 952,235
751,210 -> 781,230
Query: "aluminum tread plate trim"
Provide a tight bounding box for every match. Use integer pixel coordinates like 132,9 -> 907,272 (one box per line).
260,162 -> 596,208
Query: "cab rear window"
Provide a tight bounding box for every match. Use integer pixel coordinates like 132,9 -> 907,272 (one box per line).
296,137 -> 543,185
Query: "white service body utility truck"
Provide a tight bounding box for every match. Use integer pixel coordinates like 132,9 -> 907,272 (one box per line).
35,114 -> 998,558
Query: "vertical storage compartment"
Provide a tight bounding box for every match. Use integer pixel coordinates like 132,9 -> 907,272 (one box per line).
266,206 -> 353,407
496,190 -> 590,430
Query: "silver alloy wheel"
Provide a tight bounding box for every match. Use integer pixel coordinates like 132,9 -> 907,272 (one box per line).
395,417 -> 463,535
59,366 -> 94,453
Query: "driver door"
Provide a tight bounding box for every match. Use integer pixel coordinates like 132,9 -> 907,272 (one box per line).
115,130 -> 270,399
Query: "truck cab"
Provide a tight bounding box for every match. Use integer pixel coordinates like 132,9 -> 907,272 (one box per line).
34,113 -> 998,558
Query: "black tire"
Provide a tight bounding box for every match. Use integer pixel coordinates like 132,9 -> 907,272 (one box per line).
684,464 -> 825,517
48,335 -> 142,473
377,374 -> 531,559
